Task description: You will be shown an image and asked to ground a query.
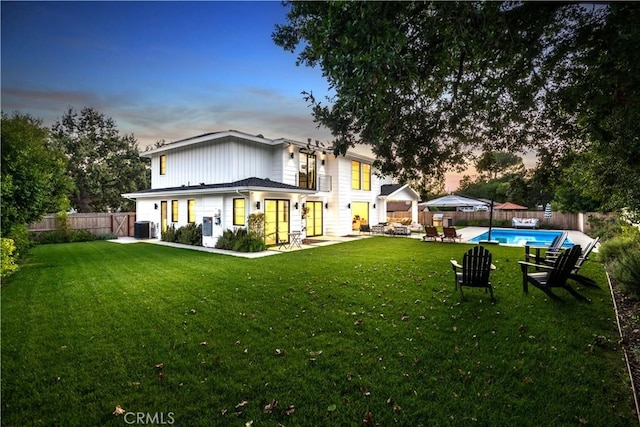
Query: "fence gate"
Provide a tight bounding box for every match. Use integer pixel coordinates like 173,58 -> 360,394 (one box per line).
111,213 -> 133,237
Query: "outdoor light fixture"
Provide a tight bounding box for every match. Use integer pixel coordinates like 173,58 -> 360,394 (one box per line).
256,201 -> 261,210
154,203 -> 158,210
373,204 -> 376,209
325,203 -> 329,209
347,203 -> 351,209
294,202 -> 299,209
290,152 -> 294,159
321,159 -> 325,165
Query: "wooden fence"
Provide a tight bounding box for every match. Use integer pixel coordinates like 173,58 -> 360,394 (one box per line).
388,210 -> 616,234
28,213 -> 136,237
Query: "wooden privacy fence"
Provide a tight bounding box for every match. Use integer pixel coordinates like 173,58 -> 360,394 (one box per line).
28,213 -> 136,237
388,210 -> 616,234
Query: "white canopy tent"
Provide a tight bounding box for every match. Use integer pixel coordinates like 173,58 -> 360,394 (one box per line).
423,195 -> 489,209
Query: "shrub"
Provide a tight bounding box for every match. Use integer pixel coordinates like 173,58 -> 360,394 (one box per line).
176,223 -> 202,246
69,230 -> 95,242
610,247 -> 640,297
35,229 -> 95,244
1,238 -> 19,279
95,233 -> 118,240
161,224 -> 202,246
161,225 -> 177,242
215,227 -> 265,252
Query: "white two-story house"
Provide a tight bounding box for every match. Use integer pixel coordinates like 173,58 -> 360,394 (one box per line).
122,130 -> 419,247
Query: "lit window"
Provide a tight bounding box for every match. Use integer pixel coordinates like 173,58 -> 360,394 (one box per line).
160,155 -> 166,175
351,161 -> 361,189
171,200 -> 178,222
233,198 -> 245,226
362,164 -> 371,191
188,199 -> 195,223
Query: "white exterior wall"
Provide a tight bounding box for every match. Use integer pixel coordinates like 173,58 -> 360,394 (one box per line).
150,137 -> 279,189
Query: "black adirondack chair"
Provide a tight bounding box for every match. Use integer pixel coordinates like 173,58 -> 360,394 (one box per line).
520,245 -> 588,302
451,246 -> 496,301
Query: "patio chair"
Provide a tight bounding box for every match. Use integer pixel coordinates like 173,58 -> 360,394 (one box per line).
423,226 -> 441,241
542,237 -> 600,288
359,224 -> 371,235
519,245 -> 589,302
524,231 -> 568,264
441,227 -> 462,242
451,246 -> 496,301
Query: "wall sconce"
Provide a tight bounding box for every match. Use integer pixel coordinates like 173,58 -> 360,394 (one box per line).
302,203 -> 306,209
373,204 -> 376,209
321,159 -> 325,165
347,203 -> 351,209
325,203 -> 329,209
290,152 -> 294,159
256,201 -> 261,210
294,202 -> 299,210
154,203 -> 158,210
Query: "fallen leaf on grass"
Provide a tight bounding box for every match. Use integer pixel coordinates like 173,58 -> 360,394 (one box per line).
235,400 -> 249,409
360,386 -> 371,396
309,350 -> 323,356
155,362 -> 164,369
264,399 -> 278,413
199,341 -> 207,346
157,372 -> 165,381
363,411 -> 374,424
283,404 -> 295,416
113,405 -> 126,416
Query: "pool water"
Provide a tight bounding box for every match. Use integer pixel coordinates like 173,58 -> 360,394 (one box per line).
468,228 -> 574,247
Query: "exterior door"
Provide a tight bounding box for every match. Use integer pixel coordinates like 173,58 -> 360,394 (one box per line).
160,201 -> 168,232
351,202 -> 369,231
264,199 -> 290,245
305,201 -> 323,237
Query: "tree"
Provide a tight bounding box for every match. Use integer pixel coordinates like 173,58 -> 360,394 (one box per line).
474,151 -> 525,181
50,108 -> 150,212
274,2 -> 639,213
1,112 -> 72,236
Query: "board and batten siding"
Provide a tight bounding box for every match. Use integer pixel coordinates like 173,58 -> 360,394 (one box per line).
150,137 -> 280,189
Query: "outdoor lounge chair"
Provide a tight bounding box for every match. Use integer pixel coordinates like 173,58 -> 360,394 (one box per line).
451,246 -> 496,301
519,245 -> 589,302
441,227 -> 462,242
524,231 -> 568,264
423,226 -> 441,241
542,237 -> 600,288
513,217 -> 539,228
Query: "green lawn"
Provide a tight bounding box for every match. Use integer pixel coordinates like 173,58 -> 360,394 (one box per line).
1,239 -> 636,426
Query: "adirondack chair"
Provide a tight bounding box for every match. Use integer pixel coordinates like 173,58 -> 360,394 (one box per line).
524,231 -> 568,264
543,237 -> 600,288
519,245 -> 588,302
441,227 -> 462,242
451,246 -> 496,300
422,226 -> 441,241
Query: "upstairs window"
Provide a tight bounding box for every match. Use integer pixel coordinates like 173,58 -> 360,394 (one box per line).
298,152 -> 317,190
352,161 -> 371,191
160,155 -> 166,175
351,161 -> 361,190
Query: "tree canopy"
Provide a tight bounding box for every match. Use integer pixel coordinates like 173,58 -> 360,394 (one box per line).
274,1 -> 640,214
50,107 -> 150,213
1,112 -> 72,236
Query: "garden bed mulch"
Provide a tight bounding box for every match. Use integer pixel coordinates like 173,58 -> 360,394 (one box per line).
608,274 -> 640,422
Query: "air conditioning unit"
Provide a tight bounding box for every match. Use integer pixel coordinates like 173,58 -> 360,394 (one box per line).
134,221 -> 151,239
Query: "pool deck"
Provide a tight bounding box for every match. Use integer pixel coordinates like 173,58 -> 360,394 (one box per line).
455,227 -> 596,250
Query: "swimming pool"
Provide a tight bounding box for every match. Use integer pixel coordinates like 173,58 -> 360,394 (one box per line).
468,228 -> 574,248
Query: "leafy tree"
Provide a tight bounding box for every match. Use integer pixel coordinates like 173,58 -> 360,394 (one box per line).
1,112 -> 72,236
274,2 -> 639,213
474,151 -> 525,180
273,2 -> 594,181
51,107 -> 150,212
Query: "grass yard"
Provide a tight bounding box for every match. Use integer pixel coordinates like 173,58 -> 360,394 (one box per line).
1,238 -> 636,426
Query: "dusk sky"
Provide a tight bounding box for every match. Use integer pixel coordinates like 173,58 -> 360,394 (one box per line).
2,1 -> 466,190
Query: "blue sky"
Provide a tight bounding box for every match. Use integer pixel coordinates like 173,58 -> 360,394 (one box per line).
1,1 -> 334,144
1,1 -> 466,190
